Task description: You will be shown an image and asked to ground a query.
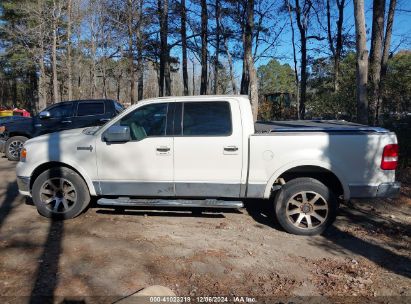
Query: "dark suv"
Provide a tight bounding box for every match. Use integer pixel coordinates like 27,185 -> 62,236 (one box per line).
0,99 -> 124,161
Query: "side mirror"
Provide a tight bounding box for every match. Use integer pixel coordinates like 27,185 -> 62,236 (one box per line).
39,111 -> 51,119
103,125 -> 131,143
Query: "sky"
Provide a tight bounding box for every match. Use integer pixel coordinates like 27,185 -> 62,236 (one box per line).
259,0 -> 411,69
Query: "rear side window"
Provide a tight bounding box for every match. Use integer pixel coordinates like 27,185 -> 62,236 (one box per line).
77,102 -> 105,116
182,102 -> 232,136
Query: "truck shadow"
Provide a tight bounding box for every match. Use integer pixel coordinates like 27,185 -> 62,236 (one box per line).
246,198 -> 411,279
0,181 -> 19,232
29,131 -> 64,303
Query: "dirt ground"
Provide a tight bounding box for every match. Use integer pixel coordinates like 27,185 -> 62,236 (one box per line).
0,157 -> 410,303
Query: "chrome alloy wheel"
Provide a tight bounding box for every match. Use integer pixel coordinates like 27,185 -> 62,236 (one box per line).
286,191 -> 329,229
39,178 -> 77,213
8,140 -> 24,159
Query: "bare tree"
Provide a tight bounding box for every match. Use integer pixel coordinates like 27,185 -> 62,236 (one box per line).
214,0 -> 221,95
51,0 -> 62,103
67,0 -> 73,100
245,0 -> 258,120
294,0 -> 313,119
200,0 -> 208,95
137,0 -> 144,101
181,0 -> 189,96
353,0 -> 369,124
369,0 -> 386,125
326,0 -> 346,91
286,0 -> 300,119
158,0 -> 169,96
377,0 -> 397,123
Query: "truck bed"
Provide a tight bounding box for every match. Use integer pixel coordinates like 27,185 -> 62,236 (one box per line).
255,120 -> 389,134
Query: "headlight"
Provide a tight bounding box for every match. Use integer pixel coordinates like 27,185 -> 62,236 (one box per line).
20,148 -> 27,162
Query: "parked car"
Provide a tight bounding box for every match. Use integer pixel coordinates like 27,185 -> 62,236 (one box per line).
16,95 -> 400,235
0,99 -> 124,161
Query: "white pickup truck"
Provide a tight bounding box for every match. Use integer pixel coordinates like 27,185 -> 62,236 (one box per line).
16,95 -> 400,235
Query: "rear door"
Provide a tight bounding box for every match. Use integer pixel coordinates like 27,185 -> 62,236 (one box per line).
74,100 -> 108,128
173,100 -> 243,197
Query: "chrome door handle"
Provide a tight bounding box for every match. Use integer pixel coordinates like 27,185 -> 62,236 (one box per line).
99,118 -> 111,122
156,147 -> 170,152
62,120 -> 72,123
224,146 -> 238,152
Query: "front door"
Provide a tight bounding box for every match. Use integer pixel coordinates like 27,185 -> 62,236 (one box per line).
35,102 -> 74,136
173,100 -> 243,197
95,102 -> 174,196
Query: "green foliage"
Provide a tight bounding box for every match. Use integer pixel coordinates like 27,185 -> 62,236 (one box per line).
307,53 -> 357,119
381,51 -> 411,115
257,59 -> 296,95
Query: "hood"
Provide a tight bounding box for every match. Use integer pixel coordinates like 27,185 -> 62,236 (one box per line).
24,128 -> 96,163
26,128 -> 90,145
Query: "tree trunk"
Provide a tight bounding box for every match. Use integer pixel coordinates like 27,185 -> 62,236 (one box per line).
214,0 -> 220,95
200,0 -> 208,95
381,0 -> 396,78
192,58 -> 195,95
287,0 -> 300,119
240,29 -> 249,94
51,0 -> 59,103
369,0 -> 386,125
327,0 -> 345,91
37,0 -> 47,110
353,0 -> 369,124
137,0 -> 144,101
158,0 -> 169,96
244,0 -> 258,121
378,0 -> 397,123
294,0 -> 308,119
67,0 -> 73,100
181,0 -> 189,96
128,0 -> 136,104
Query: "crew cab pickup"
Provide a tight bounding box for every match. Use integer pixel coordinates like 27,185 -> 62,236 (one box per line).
0,99 -> 124,161
16,96 -> 400,235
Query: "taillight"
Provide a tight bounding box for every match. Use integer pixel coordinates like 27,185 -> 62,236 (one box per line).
381,144 -> 398,170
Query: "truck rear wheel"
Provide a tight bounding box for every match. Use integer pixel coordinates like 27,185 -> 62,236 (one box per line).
5,136 -> 28,161
32,167 -> 90,219
274,177 -> 338,235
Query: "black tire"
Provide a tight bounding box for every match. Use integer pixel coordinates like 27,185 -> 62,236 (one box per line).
32,167 -> 90,220
274,177 -> 338,236
5,136 -> 28,161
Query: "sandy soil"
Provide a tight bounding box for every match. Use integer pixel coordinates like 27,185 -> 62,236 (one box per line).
0,157 -> 410,303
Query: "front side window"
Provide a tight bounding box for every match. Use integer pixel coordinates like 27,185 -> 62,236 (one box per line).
77,102 -> 105,116
117,103 -> 168,141
48,103 -> 73,118
182,102 -> 232,136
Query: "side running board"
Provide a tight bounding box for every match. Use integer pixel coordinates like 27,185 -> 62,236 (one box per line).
97,197 -> 244,209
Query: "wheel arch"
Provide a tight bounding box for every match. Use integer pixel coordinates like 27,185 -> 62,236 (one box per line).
8,132 -> 31,139
30,161 -> 97,196
264,161 -> 350,201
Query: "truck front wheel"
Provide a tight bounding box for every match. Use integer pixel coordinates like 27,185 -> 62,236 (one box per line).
32,167 -> 90,219
274,177 -> 338,236
5,136 -> 28,161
